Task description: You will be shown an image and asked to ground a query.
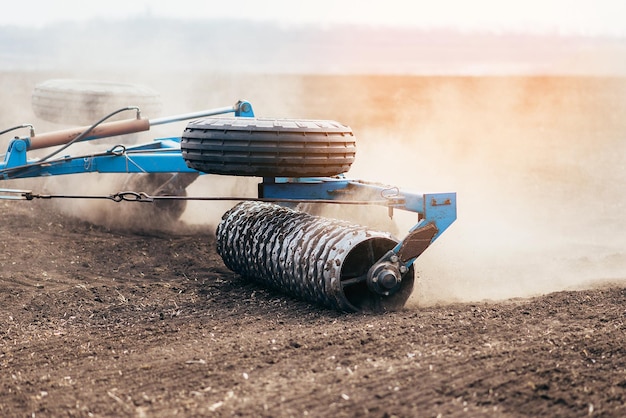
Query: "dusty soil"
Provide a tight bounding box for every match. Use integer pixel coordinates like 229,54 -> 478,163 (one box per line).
0,200 -> 624,418
1,73 -> 626,417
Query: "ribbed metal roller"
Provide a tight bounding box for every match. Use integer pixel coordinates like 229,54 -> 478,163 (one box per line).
216,201 -> 415,312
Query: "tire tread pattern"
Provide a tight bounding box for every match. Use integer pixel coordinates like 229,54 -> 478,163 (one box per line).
181,117 -> 356,177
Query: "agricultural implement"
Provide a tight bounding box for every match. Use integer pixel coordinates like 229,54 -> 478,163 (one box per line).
0,82 -> 456,312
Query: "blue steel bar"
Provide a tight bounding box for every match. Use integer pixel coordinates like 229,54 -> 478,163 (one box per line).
258,177 -> 456,241
0,101 -> 255,179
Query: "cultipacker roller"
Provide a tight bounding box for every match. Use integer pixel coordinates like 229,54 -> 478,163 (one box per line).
1,82 -> 456,312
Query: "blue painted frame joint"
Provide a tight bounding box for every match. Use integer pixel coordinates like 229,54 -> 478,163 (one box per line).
422,192 -> 457,242
234,100 -> 255,117
3,138 -> 28,170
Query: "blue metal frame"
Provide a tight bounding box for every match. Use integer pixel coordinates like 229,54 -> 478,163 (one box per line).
258,176 -> 456,266
259,177 -> 455,240
0,138 -> 197,179
0,100 -> 255,179
0,100 -> 456,269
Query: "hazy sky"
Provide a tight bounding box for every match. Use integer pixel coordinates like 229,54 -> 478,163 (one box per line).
2,0 -> 624,36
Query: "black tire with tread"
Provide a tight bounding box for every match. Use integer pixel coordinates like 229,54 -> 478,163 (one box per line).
181,117 -> 356,177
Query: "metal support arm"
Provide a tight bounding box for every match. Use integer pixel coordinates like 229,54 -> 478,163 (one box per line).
0,101 -> 254,180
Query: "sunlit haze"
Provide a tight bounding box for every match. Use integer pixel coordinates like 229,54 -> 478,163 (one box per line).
2,0 -> 624,36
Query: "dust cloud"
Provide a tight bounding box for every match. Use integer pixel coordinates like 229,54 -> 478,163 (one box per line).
2,72 -> 626,306
343,76 -> 626,305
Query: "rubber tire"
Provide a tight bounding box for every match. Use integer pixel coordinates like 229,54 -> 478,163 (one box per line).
32,79 -> 162,125
120,173 -> 199,225
180,117 -> 356,177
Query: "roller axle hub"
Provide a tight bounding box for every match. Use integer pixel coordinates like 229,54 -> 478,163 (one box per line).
368,262 -> 401,295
